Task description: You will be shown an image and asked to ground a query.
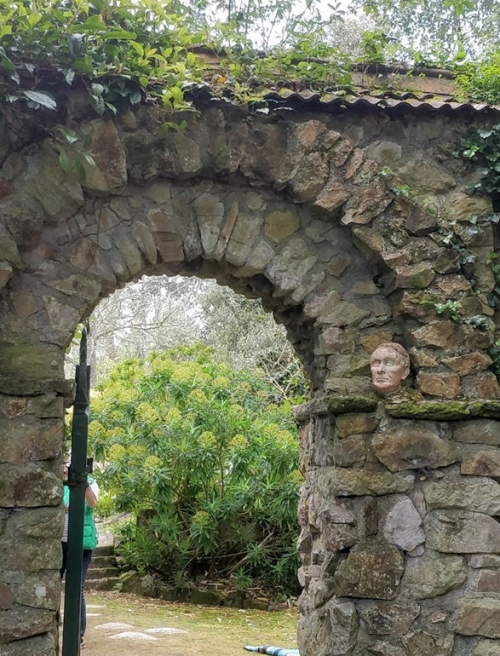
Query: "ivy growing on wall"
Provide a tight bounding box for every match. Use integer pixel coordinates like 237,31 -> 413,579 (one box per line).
459,124 -> 500,377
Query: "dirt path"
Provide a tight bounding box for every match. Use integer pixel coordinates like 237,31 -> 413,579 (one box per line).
63,591 -> 299,656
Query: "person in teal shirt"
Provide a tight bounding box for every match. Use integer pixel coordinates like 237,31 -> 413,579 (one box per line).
61,464 -> 99,649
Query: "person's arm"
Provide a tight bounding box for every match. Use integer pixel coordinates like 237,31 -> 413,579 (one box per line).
85,480 -> 99,509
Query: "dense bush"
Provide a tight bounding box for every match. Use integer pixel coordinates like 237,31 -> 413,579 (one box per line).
89,344 -> 302,593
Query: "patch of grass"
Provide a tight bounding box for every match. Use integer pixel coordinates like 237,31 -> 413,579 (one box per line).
80,591 -> 298,656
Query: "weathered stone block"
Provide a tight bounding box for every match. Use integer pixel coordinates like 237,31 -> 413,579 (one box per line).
0,632 -> 56,655
443,352 -> 492,376
424,476 -> 500,515
193,192 -> 225,257
407,321 -> 459,349
401,630 -> 454,656
403,552 -> 466,599
0,570 -> 60,610
265,237 -> 317,294
461,449 -> 500,477
454,598 -> 500,638
172,132 -> 202,175
333,539 -> 404,600
336,414 -> 378,437
225,211 -> 263,266
357,602 -> 419,635
341,185 -> 393,226
454,421 -> 500,445
0,603 -> 54,642
327,467 -> 414,497
473,639 -> 500,655
131,222 -> 158,265
298,598 -> 358,656
398,160 -> 456,193
289,152 -> 329,202
0,464 -> 61,507
0,343 -> 62,379
264,210 -> 300,242
234,238 -> 274,276
477,569 -> 500,593
0,582 -> 13,610
82,119 -> 128,192
404,206 -> 437,236
469,555 -> 500,569
332,435 -> 366,468
393,264 -> 435,290
313,184 -> 350,215
426,510 -> 500,553
462,372 -> 500,399
381,496 -> 425,552
1,508 -> 62,571
372,421 -> 459,472
0,417 -> 62,465
417,372 -> 461,399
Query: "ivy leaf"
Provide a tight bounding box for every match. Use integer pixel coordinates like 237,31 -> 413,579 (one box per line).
58,151 -> 72,174
23,90 -> 57,111
90,93 -> 105,115
129,90 -> 142,104
74,157 -> 86,182
65,69 -> 76,85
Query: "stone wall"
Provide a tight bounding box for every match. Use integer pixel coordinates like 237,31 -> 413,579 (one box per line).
296,398 -> 500,655
0,94 -> 499,654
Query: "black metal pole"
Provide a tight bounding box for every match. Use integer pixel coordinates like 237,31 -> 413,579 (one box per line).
62,328 -> 90,656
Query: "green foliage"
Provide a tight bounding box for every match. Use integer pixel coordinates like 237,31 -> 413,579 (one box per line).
0,0 -> 205,116
3,0 -> 500,119
89,344 -> 301,593
486,252 -> 500,311
455,52 -> 500,104
199,284 -> 307,404
354,0 -> 500,63
434,300 -> 462,323
462,124 -> 500,202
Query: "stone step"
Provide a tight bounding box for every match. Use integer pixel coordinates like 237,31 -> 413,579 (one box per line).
90,555 -> 117,569
92,545 -> 115,557
85,577 -> 120,592
86,567 -> 120,580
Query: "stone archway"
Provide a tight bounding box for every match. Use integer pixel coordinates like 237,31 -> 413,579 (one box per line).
1,93 -> 500,655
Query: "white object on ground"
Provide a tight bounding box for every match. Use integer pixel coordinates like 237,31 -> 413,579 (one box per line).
95,622 -> 135,631
109,631 -> 158,641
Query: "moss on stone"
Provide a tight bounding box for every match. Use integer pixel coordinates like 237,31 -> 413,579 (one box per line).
385,398 -> 500,420
328,395 -> 378,414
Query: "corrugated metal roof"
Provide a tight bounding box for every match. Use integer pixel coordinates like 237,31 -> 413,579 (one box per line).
187,51 -> 500,114
260,88 -> 499,114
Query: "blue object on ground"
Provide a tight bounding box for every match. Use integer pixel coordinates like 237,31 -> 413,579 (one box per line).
243,647 -> 300,655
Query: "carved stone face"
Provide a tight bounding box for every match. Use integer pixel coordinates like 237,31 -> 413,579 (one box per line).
370,344 -> 410,395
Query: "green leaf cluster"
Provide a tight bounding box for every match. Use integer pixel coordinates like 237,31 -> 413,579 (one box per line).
455,52 -> 500,105
0,0 -> 205,116
89,343 -> 302,593
461,125 -> 500,206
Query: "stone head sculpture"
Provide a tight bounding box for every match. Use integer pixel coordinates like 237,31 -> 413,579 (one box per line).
370,342 -> 410,395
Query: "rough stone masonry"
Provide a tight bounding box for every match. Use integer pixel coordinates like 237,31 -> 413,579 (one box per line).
0,88 -> 500,655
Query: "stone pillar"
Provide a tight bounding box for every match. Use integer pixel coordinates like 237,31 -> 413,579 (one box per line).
0,377 -> 72,656
296,394 -> 500,656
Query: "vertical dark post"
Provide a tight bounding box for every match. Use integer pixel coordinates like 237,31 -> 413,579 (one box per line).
62,328 -> 90,656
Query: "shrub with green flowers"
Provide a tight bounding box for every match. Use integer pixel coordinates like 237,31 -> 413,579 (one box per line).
89,343 -> 302,593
